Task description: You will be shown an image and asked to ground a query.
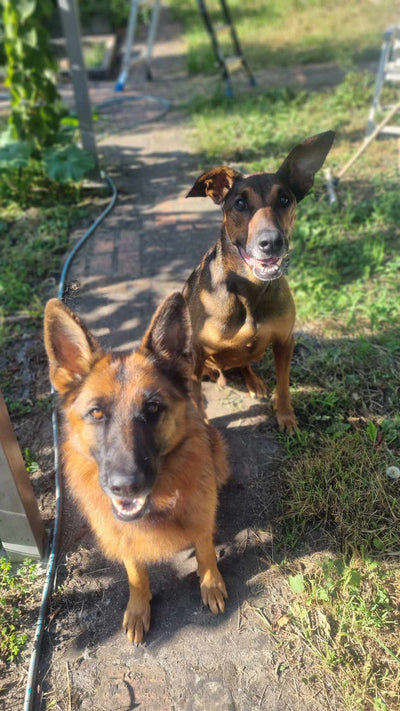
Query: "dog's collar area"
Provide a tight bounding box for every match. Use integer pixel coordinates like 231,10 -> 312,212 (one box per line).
237,244 -> 285,282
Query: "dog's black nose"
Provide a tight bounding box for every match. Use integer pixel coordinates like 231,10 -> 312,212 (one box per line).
258,231 -> 284,255
109,473 -> 144,498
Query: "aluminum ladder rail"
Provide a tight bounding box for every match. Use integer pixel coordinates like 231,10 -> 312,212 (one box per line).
115,0 -> 161,91
366,25 -> 400,136
196,0 -> 256,97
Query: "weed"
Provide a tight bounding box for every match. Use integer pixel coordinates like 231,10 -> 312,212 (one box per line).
286,558 -> 400,709
0,557 -> 42,667
23,448 -> 39,473
0,201 -> 87,343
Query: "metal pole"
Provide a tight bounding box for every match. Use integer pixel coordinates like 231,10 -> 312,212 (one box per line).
57,0 -> 100,177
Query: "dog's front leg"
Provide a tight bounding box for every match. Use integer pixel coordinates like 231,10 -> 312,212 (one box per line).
272,335 -> 298,434
194,535 -> 227,614
123,560 -> 151,644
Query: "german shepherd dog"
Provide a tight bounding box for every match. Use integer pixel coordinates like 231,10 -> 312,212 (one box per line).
44,293 -> 229,644
183,131 -> 335,433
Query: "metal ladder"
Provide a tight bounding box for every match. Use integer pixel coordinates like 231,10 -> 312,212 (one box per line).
196,0 -> 256,96
366,26 -> 400,136
115,0 -> 161,91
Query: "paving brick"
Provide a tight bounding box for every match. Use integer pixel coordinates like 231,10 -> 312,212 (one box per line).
87,253 -> 113,276
117,230 -> 140,251
94,239 -> 115,252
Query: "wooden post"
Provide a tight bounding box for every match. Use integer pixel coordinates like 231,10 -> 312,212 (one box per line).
0,391 -> 47,561
57,0 -> 100,178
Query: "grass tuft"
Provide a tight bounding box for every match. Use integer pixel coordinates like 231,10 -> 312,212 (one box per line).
280,429 -> 400,554
0,558 -> 42,668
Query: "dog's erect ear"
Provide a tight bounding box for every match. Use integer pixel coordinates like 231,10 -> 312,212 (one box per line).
142,292 -> 192,366
186,166 -> 240,204
44,299 -> 101,395
276,130 -> 335,202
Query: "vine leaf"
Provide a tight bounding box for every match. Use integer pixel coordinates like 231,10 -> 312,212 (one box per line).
0,135 -> 33,169
43,144 -> 95,182
17,0 -> 36,23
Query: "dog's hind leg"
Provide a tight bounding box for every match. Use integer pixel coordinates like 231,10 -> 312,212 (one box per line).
195,534 -> 227,614
241,364 -> 268,399
272,335 -> 298,434
123,560 -> 151,645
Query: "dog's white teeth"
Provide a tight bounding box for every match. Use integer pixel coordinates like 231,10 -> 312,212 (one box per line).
113,496 -> 147,516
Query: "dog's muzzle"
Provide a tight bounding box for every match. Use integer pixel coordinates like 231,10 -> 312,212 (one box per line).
238,245 -> 286,281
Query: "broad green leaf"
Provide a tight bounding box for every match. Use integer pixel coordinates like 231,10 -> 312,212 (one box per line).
43,145 -> 95,182
22,28 -> 37,48
0,138 -> 33,169
288,574 -> 305,595
17,0 -> 36,23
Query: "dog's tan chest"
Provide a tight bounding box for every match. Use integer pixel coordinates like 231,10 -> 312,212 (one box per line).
201,309 -> 293,371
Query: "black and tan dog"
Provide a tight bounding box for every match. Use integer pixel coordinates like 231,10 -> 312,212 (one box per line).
44,293 -> 229,644
183,131 -> 335,433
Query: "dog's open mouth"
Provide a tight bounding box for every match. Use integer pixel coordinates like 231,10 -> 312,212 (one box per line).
238,245 -> 284,281
111,495 -> 149,522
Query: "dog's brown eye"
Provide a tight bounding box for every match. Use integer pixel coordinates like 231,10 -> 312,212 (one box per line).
145,402 -> 160,415
279,193 -> 290,207
234,197 -> 247,211
88,407 -> 104,421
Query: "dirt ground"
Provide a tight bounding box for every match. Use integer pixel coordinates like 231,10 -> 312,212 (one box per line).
1,8 -> 354,710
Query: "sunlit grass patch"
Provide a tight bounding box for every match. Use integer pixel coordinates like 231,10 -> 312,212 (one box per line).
168,0 -> 398,75
279,428 -> 400,554
253,556 -> 400,710
290,181 -> 400,334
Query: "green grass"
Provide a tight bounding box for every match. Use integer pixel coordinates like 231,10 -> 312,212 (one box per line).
0,558 -> 42,668
168,0 -> 398,75
254,557 -> 400,710
0,202 -> 85,316
0,168 -> 92,343
187,72 -> 374,167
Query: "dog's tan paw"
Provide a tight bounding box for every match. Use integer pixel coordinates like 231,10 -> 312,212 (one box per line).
200,572 -> 227,614
248,381 -> 268,399
243,370 -> 268,399
123,601 -> 151,645
276,408 -> 298,435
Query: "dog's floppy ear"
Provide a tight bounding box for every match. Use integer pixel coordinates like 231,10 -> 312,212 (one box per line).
276,130 -> 335,202
186,166 -> 240,204
142,292 -> 192,367
44,299 -> 101,395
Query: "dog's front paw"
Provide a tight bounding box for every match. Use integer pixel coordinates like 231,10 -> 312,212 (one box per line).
241,367 -> 268,399
123,601 -> 151,645
200,571 -> 228,614
276,407 -> 298,435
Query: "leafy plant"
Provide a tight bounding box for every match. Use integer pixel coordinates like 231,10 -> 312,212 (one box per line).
0,557 -> 41,667
1,1 -> 95,185
3,0 -> 65,149
43,144 -> 95,183
286,557 -> 400,709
